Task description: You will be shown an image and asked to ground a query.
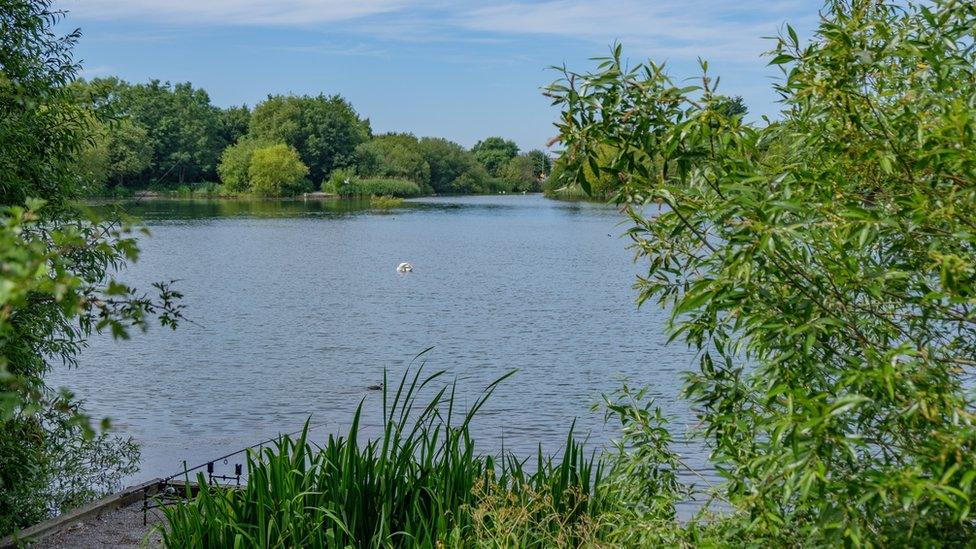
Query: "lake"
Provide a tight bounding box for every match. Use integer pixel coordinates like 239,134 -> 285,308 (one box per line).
49,194 -> 710,489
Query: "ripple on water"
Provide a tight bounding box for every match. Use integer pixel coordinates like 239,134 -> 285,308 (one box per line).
49,195 -> 713,486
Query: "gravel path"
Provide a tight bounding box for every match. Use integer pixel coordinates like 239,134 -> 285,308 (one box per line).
31,502 -> 164,548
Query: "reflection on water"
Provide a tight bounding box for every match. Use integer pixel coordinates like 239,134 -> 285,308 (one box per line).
54,194 -> 710,492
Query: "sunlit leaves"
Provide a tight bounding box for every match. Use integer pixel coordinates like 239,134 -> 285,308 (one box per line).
550,0 -> 976,545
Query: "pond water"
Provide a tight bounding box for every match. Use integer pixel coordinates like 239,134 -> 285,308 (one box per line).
49,194 -> 711,489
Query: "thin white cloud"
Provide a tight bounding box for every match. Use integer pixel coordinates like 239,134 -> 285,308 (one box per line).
61,0 -> 410,26
59,0 -> 819,64
275,43 -> 390,58
454,0 -> 816,63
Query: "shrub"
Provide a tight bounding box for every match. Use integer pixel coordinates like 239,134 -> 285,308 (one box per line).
417,137 -> 485,194
353,133 -> 431,186
369,195 -> 404,210
209,184 -> 233,197
248,143 -> 309,197
450,168 -> 493,194
471,137 -> 519,176
498,154 -> 539,192
335,177 -> 421,198
322,167 -> 356,194
549,1 -> 976,545
217,138 -> 271,192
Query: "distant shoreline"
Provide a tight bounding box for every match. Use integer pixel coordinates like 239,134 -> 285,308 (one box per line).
125,190 -> 342,201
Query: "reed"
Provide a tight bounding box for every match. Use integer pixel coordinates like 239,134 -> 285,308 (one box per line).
160,365 -> 611,547
369,195 -> 404,210
336,178 -> 422,198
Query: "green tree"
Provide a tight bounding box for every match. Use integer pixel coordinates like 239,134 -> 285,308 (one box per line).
550,1 -> 976,544
0,1 -> 182,534
104,119 -> 152,187
249,94 -> 371,182
217,137 -> 272,193
499,151 -> 552,192
471,137 -> 519,176
354,133 -> 430,187
218,105 -> 250,145
74,122 -> 111,195
417,137 -> 488,194
248,143 -> 309,197
80,78 -> 225,186
526,149 -> 552,179
498,154 -> 538,192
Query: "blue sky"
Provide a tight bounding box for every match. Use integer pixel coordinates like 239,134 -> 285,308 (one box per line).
59,0 -> 822,152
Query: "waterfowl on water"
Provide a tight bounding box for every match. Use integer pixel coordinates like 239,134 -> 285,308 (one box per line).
367,383 -> 384,391
396,262 -> 413,273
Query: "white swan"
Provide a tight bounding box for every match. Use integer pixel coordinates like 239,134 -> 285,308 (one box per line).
396,262 -> 413,273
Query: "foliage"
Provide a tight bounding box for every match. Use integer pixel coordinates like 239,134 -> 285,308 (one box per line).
549,1 -> 976,545
0,1 -> 183,535
543,148 -> 621,200
334,177 -> 422,198
162,366 -> 759,547
417,137 -> 491,194
74,125 -> 112,196
369,195 -> 404,210
498,153 -> 548,192
249,93 -> 371,182
0,2 -> 87,205
713,95 -> 747,118
216,137 -> 272,193
526,149 -> 552,179
247,143 -> 309,197
103,119 -> 153,187
72,77 -> 230,186
354,133 -> 431,188
323,167 -> 356,194
161,368 -> 615,548
472,136 -> 519,177
217,104 -> 250,145
453,170 -> 501,194
0,201 -> 182,535
0,399 -> 140,535
66,79 -> 528,197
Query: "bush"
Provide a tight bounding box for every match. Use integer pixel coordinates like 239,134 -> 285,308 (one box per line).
550,1 -> 976,545
471,136 -> 518,176
369,195 -> 404,210
217,138 -> 271,192
248,144 -> 309,197
208,184 -> 233,197
498,154 -> 539,192
353,133 -> 430,186
334,177 -> 421,198
417,137 -> 505,194
109,186 -> 135,199
448,167 -> 493,194
322,167 -> 356,194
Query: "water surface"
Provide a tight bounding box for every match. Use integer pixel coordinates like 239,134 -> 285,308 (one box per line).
51,195 -> 708,486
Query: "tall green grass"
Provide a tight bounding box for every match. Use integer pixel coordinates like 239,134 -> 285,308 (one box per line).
335,178 -> 422,198
160,366 -> 613,547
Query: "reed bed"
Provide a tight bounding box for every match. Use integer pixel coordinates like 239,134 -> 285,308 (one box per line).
160,366 -> 616,547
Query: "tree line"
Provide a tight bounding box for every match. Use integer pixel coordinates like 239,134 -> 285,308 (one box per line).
70,78 -> 551,198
